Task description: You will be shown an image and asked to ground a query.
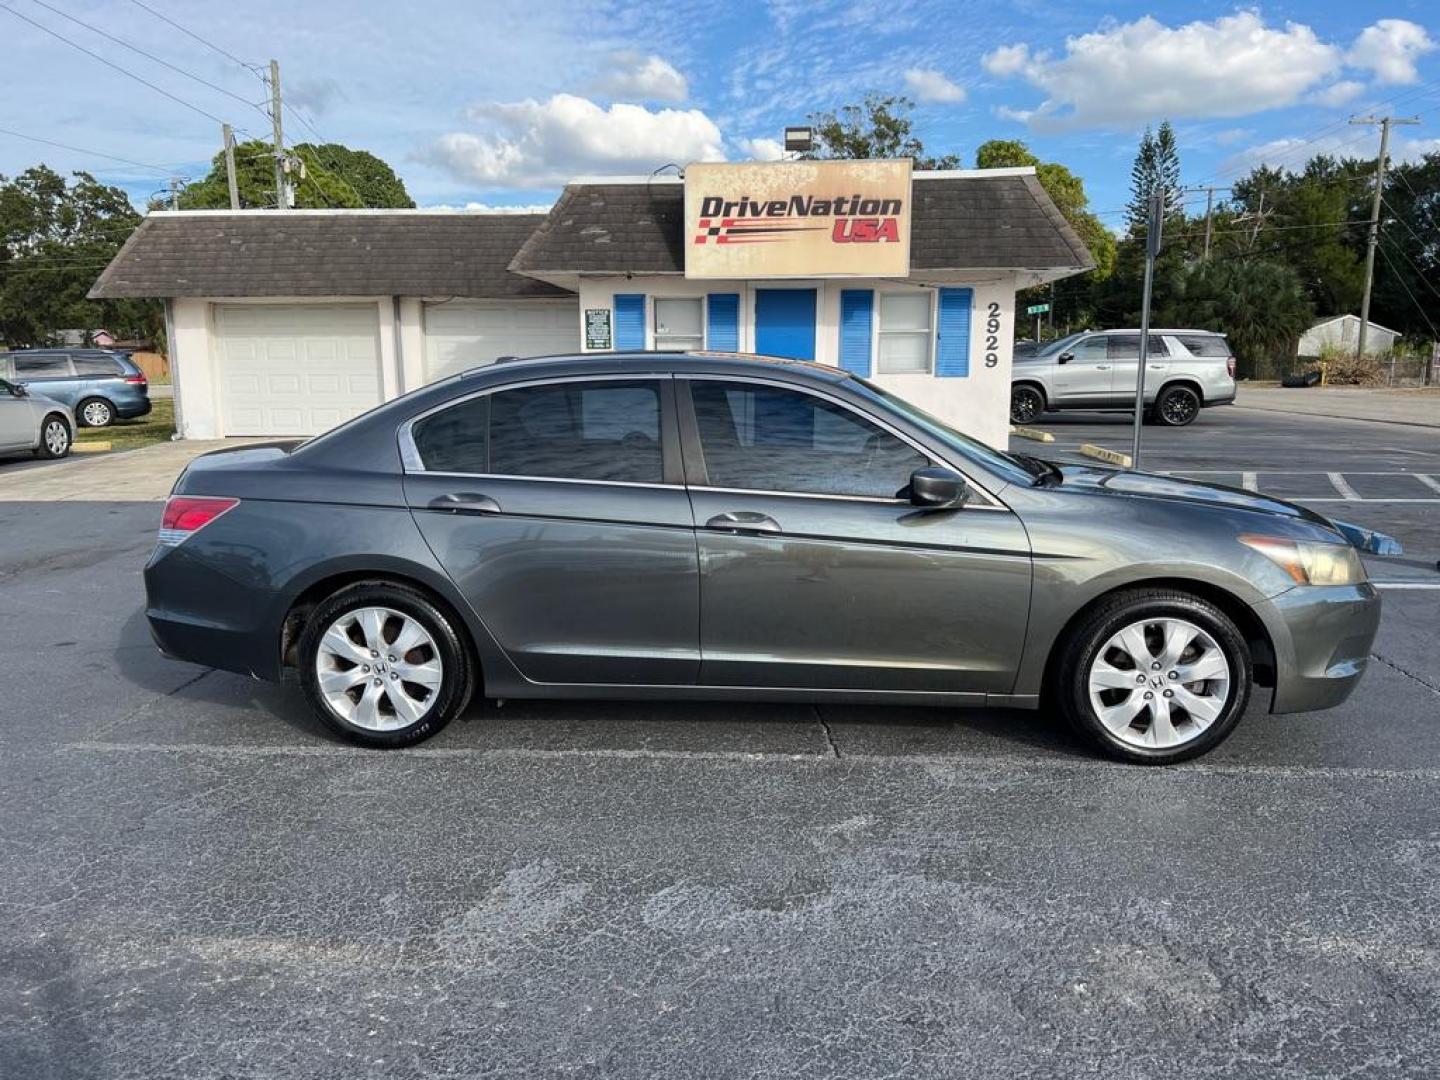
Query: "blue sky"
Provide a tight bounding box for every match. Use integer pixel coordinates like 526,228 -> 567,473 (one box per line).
2,1 -> 1437,223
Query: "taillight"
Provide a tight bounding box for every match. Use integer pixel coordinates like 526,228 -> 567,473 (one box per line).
124,375 -> 147,385
158,496 -> 239,546
1226,357 -> 1236,378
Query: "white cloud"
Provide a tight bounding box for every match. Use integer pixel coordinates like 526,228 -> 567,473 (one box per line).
1309,80 -> 1366,107
904,68 -> 965,103
1347,20 -> 1435,85
1213,127 -> 1253,147
995,104 -> 1035,124
592,51 -> 689,102
982,44 -> 1031,77
736,136 -> 785,161
982,13 -> 1340,131
426,94 -> 725,188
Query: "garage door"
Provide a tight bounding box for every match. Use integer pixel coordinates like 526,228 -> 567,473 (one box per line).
424,300 -> 579,382
215,304 -> 382,436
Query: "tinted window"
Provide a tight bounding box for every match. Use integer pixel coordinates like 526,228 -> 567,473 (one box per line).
690,380 -> 928,499
412,380 -> 663,483
1071,336 -> 1109,359
1106,335 -> 1169,358
73,355 -> 123,376
1176,334 -> 1230,357
13,355 -> 73,378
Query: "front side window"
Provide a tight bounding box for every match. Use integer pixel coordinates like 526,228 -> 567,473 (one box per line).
13,355 -> 72,379
876,293 -> 933,373
654,298 -> 703,352
411,380 -> 663,483
690,380 -> 929,499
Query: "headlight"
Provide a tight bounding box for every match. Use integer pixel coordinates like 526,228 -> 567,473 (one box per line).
1239,535 -> 1367,586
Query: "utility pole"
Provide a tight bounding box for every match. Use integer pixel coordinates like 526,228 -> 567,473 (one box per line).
1350,115 -> 1420,363
1130,187 -> 1164,468
1191,184 -> 1226,259
166,176 -> 183,210
222,123 -> 239,210
267,59 -> 288,210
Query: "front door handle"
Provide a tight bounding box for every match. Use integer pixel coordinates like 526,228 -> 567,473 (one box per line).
1148,363 -> 1164,369
705,511 -> 782,534
428,491 -> 501,514
1094,364 -> 1110,370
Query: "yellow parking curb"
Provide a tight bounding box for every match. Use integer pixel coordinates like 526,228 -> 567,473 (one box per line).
73,441 -> 111,453
1080,443 -> 1133,468
1009,425 -> 1055,443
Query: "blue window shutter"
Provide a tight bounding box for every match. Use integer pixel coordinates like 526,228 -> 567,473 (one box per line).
613,294 -> 645,350
838,290 -> 874,377
936,287 -> 973,378
706,293 -> 739,351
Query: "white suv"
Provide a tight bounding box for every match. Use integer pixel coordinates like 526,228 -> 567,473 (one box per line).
1010,330 -> 1237,427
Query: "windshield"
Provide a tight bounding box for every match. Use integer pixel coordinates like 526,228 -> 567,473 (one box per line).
1035,332 -> 1086,357
854,379 -> 1036,488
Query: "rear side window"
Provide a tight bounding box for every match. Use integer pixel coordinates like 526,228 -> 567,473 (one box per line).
73,356 -> 123,376
1176,335 -> 1231,357
13,355 -> 73,378
411,380 -> 663,483
1107,335 -> 1169,358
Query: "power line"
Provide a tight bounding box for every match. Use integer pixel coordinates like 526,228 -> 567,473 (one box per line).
25,0 -> 268,121
1378,233 -> 1440,303
0,1 -> 235,128
0,125 -> 174,174
123,0 -> 263,76
1376,241 -> 1440,339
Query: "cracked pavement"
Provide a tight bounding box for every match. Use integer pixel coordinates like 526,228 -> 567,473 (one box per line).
2,407 -> 1439,1078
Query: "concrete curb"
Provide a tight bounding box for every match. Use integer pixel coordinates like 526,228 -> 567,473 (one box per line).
1080,443 -> 1133,468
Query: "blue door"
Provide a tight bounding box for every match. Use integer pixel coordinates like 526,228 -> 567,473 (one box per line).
754,289 -> 817,360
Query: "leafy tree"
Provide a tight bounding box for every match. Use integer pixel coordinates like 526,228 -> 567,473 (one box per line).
1164,258 -> 1314,376
297,143 -> 414,208
807,94 -> 960,170
179,139 -> 364,209
0,165 -> 158,347
1370,151 -> 1440,339
1125,121 -> 1183,233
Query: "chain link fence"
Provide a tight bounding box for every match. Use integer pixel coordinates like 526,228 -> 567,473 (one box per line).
1249,347 -> 1436,387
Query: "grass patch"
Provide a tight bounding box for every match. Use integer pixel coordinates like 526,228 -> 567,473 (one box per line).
76,397 -> 175,451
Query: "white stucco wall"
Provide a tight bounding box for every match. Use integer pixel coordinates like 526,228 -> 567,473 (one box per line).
573,273 -> 1017,449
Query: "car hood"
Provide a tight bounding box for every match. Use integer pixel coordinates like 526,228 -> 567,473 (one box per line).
1053,463 -> 1339,530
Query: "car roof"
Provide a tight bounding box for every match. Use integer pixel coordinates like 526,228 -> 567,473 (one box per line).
479,350 -> 854,383
1084,328 -> 1226,336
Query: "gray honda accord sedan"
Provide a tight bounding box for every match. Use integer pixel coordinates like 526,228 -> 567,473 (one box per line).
145,352 -> 1389,764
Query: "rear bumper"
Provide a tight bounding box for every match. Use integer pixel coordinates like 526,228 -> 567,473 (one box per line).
115,396 -> 152,419
144,544 -> 281,680
1207,387 -> 1236,406
1255,583 -> 1381,714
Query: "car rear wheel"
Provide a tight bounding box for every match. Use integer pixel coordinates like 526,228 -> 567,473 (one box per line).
298,583 -> 473,748
1056,588 -> 1251,764
1154,385 -> 1200,427
1010,384 -> 1045,424
36,414 -> 71,459
78,397 -> 115,428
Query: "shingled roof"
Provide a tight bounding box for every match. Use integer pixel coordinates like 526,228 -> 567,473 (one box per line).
89,211 -> 570,299
508,169 -> 1094,277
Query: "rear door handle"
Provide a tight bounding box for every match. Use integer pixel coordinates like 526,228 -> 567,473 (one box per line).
1094,365 -> 1110,370
705,511 -> 782,534
1148,363 -> 1165,369
428,492 -> 501,514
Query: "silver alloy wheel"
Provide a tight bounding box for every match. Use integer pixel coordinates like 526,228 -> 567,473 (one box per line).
1087,616 -> 1231,750
82,400 -> 112,426
43,419 -> 69,455
315,606 -> 444,731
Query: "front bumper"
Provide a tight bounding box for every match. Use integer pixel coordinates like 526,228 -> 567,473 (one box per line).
1254,582 -> 1381,714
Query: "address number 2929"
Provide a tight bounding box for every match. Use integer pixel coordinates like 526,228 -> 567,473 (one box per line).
983,302 -> 1001,368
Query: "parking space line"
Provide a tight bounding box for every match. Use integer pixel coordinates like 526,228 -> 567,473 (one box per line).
61,740 -> 1440,781
1417,474 -> 1440,495
1326,472 -> 1361,500
1241,471 -> 1258,491
1374,582 -> 1440,590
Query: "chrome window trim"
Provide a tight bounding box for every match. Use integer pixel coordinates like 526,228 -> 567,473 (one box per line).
411,470 -> 682,492
676,372 -> 1006,510
398,371 -> 674,476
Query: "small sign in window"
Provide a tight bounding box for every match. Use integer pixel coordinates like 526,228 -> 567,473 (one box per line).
585,308 -> 612,350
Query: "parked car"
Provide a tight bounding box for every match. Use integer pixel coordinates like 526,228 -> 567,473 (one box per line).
144,352 -> 1388,765
0,377 -> 74,459
0,348 -> 152,428
1010,329 -> 1236,426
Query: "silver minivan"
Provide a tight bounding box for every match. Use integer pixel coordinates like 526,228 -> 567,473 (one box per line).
1011,330 -> 1237,426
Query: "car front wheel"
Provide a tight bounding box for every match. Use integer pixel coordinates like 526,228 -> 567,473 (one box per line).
36,414 -> 72,459
1056,588 -> 1251,764
1155,385 -> 1200,427
298,583 -> 474,748
78,398 -> 115,428
1010,384 -> 1045,424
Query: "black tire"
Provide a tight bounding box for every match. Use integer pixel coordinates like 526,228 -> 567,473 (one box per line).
34,414 -> 71,459
1154,384 -> 1201,427
1010,384 -> 1045,424
77,397 -> 115,428
298,582 -> 475,749
1055,588 -> 1252,765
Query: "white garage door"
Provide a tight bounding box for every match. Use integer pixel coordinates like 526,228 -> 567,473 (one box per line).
424,300 -> 579,382
215,304 -> 382,436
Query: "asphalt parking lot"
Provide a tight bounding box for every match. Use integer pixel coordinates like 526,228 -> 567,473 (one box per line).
3,401 -> 1438,1078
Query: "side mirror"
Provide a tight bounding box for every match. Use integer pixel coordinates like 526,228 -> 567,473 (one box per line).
909,467 -> 969,509
1057,352 -> 1074,365
9,382 -> 26,398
